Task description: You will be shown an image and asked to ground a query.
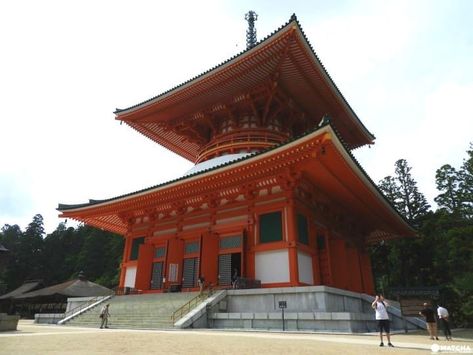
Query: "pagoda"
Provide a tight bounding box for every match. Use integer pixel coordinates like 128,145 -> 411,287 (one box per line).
58,14 -> 414,295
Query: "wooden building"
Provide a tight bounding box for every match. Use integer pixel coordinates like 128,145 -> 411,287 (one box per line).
58,15 -> 414,295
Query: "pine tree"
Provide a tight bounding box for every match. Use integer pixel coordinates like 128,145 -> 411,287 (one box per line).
458,143 -> 473,218
435,164 -> 461,213
378,176 -> 402,211
394,159 -> 431,225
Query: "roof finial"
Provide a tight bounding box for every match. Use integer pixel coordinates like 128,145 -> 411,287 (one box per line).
245,11 -> 258,49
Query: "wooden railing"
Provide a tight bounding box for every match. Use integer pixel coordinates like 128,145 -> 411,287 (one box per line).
171,289 -> 213,323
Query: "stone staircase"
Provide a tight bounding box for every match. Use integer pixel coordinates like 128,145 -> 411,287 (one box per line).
64,292 -> 199,329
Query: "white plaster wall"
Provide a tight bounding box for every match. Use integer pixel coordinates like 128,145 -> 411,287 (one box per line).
255,250 -> 290,284
124,266 -> 137,288
298,251 -> 314,285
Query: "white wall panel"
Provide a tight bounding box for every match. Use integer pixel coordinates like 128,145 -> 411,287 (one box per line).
298,251 -> 314,285
255,250 -> 290,284
124,265 -> 137,288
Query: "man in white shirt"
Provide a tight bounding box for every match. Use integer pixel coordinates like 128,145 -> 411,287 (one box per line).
437,305 -> 452,340
372,294 -> 394,347
99,303 -> 111,329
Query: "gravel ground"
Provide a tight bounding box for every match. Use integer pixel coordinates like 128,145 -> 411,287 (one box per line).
0,321 -> 471,355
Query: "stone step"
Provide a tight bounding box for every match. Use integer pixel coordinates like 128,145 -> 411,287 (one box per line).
64,291 -> 201,330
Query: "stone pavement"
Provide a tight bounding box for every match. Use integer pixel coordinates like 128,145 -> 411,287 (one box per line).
0,320 -> 472,354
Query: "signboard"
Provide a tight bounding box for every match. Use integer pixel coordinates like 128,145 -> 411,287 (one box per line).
390,287 -> 439,298
278,301 -> 287,309
399,298 -> 431,317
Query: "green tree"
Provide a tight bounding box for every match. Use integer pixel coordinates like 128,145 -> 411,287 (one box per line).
0,224 -> 23,290
435,164 -> 461,213
17,214 -> 45,282
378,176 -> 402,211
458,143 -> 473,218
394,159 -> 431,225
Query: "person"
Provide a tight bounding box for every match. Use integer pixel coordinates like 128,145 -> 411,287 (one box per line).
419,303 -> 439,340
99,303 -> 110,329
197,275 -> 205,296
231,268 -> 239,289
437,305 -> 452,340
372,294 -> 394,347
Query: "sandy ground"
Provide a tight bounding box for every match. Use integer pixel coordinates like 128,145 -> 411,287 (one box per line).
0,321 -> 472,355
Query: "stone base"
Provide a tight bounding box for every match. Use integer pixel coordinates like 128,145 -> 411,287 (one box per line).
0,313 -> 20,331
177,286 -> 426,333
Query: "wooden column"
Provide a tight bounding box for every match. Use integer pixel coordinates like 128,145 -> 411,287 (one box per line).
285,193 -> 300,286
135,243 -> 154,291
118,231 -> 132,288
200,232 -> 219,287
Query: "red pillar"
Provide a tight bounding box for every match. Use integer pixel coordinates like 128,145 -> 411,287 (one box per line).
165,237 -> 184,286
329,238 -> 348,290
200,232 -> 219,287
118,234 -> 131,288
135,243 -> 154,291
359,249 -> 375,295
346,244 -> 363,292
286,200 -> 299,286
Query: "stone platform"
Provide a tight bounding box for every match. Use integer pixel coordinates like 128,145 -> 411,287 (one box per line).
177,286 -> 425,332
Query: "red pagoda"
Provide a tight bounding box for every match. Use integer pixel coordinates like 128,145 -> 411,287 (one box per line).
58,15 -> 414,295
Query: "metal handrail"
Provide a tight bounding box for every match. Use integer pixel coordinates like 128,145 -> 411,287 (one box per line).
171,289 -> 213,322
59,292 -> 114,323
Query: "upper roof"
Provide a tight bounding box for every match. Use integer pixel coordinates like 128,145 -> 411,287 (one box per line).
115,14 -> 375,162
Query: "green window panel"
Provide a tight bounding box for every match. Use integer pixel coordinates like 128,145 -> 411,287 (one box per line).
259,211 -> 283,243
317,233 -> 326,250
297,213 -> 309,245
129,237 -> 145,261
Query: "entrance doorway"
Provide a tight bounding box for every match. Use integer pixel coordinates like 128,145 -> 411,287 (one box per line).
182,257 -> 199,288
218,252 -> 241,286
150,262 -> 163,289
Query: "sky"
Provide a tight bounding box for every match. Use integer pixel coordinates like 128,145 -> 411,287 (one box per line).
0,0 -> 472,234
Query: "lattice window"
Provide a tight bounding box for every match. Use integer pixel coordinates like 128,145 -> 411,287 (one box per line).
150,262 -> 163,289
218,254 -> 232,286
154,247 -> 166,258
219,235 -> 242,249
182,257 -> 199,288
185,241 -> 200,254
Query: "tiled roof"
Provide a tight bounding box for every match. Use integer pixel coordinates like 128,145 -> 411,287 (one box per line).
15,279 -> 112,299
114,14 -> 374,150
0,280 -> 44,300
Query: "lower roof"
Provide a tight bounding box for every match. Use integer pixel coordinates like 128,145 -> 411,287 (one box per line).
58,123 -> 414,243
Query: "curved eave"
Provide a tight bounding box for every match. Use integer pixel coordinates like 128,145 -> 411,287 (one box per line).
59,123 -> 411,241
115,15 -> 374,162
